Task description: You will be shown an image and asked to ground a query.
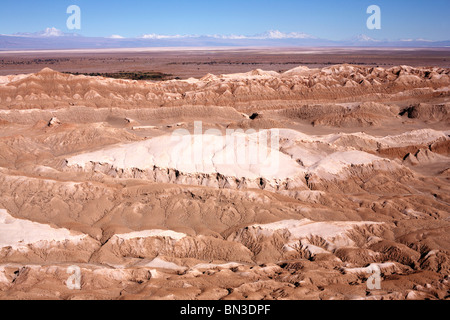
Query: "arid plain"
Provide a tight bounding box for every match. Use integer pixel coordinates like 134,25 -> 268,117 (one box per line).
0,47 -> 449,300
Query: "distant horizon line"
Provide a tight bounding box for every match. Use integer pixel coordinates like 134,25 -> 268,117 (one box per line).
2,47 -> 450,55
3,27 -> 450,43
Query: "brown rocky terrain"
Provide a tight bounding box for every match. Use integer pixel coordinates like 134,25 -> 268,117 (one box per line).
0,58 -> 449,300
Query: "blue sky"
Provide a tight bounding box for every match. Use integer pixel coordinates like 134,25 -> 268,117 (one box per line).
1,0 -> 449,40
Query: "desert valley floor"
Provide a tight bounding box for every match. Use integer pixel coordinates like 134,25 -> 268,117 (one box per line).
0,48 -> 449,300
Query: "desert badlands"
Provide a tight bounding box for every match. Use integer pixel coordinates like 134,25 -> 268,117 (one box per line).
0,57 -> 449,300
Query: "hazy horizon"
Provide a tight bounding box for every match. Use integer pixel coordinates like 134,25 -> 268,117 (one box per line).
1,0 -> 449,41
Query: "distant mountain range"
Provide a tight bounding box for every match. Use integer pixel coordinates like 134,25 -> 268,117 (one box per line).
1,28 -> 449,50
12,27 -> 82,38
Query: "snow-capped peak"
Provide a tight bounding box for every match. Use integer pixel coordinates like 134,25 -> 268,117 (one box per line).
108,34 -> 125,39
39,27 -> 65,37
352,34 -> 378,42
13,27 -> 80,38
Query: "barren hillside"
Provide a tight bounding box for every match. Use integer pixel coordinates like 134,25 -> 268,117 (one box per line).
0,64 -> 448,300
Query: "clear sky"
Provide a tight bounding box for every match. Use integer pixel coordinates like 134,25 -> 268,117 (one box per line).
1,0 -> 449,40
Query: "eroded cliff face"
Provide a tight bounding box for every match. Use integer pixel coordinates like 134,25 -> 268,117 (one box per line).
0,65 -> 449,300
